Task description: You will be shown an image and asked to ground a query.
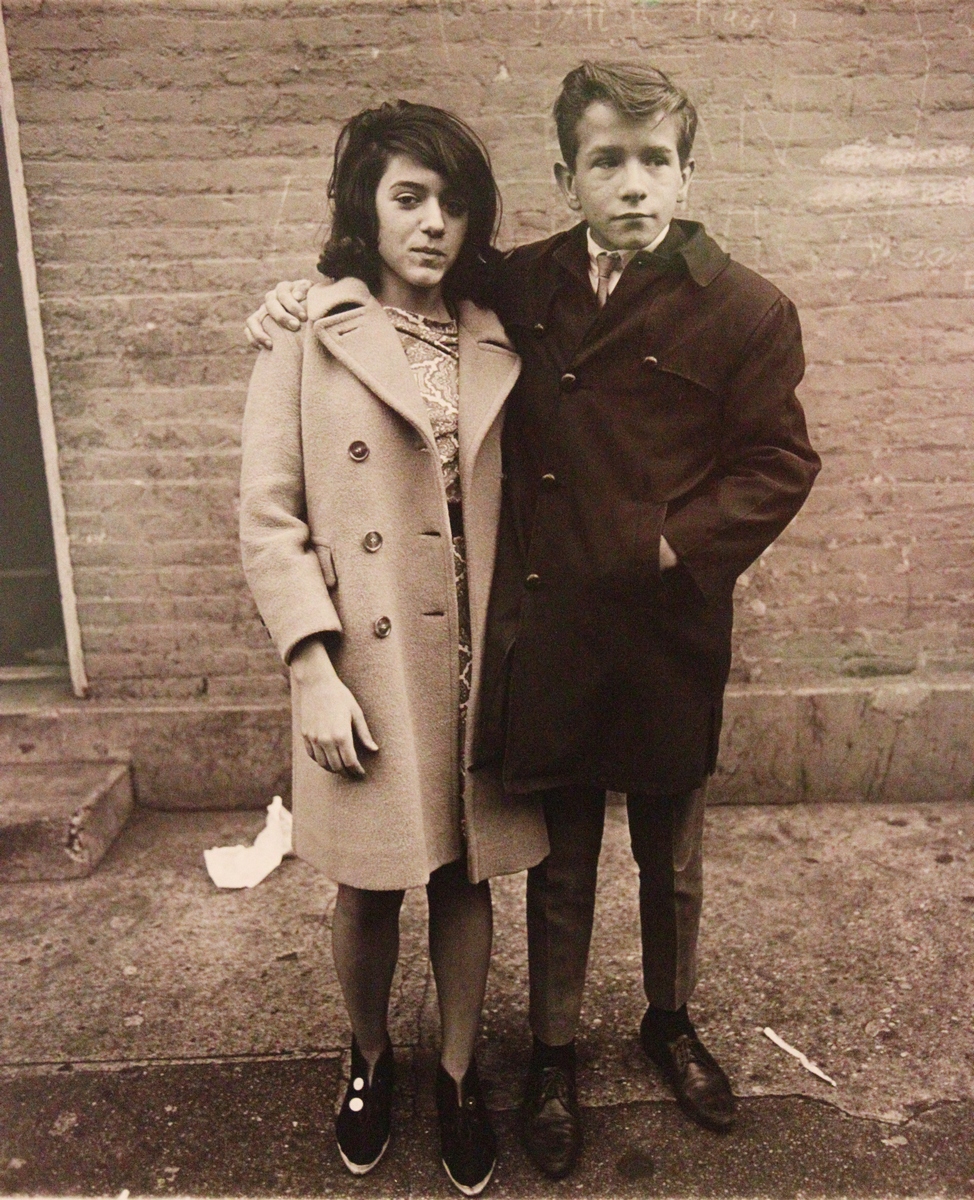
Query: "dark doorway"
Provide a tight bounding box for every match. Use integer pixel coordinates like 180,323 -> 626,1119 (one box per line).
0,107 -> 66,669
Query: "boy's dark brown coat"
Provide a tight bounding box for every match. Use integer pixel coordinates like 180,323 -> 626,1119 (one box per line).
474,220 -> 821,796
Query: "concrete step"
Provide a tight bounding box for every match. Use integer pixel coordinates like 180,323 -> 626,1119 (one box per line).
0,760 -> 133,882
0,690 -> 288,810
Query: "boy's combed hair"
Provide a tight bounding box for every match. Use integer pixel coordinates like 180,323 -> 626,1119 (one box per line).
554,61 -> 697,169
319,100 -> 501,307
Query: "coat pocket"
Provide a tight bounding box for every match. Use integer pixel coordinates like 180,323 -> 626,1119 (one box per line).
574,494 -> 668,597
310,540 -> 338,589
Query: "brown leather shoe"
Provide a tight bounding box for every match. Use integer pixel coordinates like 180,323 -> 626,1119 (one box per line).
519,1060 -> 582,1179
640,1012 -> 736,1131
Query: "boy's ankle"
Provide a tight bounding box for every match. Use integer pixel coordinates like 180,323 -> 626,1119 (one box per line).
530,1034 -> 577,1073
642,1003 -> 694,1044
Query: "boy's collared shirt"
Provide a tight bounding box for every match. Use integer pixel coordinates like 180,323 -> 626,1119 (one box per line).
585,223 -> 670,298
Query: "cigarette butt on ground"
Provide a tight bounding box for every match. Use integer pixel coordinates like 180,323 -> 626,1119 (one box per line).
762,1026 -> 837,1087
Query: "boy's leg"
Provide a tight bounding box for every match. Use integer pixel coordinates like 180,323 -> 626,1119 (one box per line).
521,783 -> 605,1178
627,785 -> 736,1131
626,785 -> 705,1010
526,784 -> 607,1044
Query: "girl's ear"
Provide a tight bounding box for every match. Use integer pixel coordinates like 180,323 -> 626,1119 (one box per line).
554,162 -> 583,211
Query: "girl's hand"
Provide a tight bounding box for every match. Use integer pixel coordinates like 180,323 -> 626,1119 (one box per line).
291,637 -> 379,777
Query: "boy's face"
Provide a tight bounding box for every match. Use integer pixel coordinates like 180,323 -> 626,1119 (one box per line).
555,103 -> 694,253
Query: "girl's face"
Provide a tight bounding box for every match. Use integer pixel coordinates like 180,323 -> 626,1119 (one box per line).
374,154 -> 469,299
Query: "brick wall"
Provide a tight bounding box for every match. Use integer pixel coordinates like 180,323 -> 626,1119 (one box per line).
5,0 -> 973,704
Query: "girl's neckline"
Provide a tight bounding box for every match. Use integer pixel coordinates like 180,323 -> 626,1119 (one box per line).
382,304 -> 457,329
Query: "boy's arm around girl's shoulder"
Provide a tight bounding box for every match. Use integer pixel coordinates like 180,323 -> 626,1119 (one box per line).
660,290 -> 822,603
478,243 -> 522,324
480,230 -> 567,324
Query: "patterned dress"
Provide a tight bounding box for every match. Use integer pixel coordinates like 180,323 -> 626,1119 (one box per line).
385,307 -> 472,791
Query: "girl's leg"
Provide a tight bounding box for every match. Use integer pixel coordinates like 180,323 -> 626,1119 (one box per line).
332,883 -> 405,1075
426,859 -> 493,1089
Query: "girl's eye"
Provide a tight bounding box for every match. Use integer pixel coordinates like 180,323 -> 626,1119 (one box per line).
395,193 -> 421,207
444,200 -> 468,218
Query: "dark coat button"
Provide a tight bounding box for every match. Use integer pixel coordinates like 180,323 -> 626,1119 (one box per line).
533,322 -> 546,334
348,440 -> 370,461
541,472 -> 557,489
560,372 -> 576,388
362,531 -> 383,552
643,356 -> 658,369
525,573 -> 541,590
373,616 -> 392,638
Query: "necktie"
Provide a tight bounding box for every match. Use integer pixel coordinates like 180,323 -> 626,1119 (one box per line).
595,251 -> 622,308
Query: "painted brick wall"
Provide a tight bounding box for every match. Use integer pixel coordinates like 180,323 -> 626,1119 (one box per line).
4,0 -> 973,702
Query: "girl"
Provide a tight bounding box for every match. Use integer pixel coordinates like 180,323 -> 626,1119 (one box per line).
239,102 -> 547,1195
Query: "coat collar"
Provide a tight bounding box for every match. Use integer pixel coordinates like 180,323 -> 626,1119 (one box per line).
551,220 -> 592,286
309,278 -> 519,480
552,218 -> 730,289
310,278 -> 430,438
672,220 -> 731,286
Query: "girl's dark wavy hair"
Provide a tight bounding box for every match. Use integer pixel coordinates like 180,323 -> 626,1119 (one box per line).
318,101 -> 501,308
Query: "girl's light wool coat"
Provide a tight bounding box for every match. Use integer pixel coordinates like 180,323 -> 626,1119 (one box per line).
240,278 -> 549,890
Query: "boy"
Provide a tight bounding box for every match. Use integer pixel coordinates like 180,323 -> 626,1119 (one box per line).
247,61 -> 820,1179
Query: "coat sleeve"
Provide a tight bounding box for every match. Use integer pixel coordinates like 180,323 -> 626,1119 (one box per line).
239,324 -> 343,663
661,297 -> 821,600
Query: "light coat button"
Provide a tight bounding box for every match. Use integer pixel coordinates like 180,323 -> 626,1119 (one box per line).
541,472 -> 557,490
643,355 -> 658,369
362,530 -> 383,552
560,372 -> 577,388
373,616 -> 392,638
348,440 -> 369,461
525,573 -> 541,590
533,322 -> 546,334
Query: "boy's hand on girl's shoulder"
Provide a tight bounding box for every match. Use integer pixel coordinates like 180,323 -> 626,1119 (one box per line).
660,536 -> 679,571
244,278 -> 312,350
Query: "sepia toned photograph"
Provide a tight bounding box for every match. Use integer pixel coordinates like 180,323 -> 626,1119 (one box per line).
0,0 -> 971,1195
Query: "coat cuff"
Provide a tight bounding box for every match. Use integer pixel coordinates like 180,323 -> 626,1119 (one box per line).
277,604 -> 343,667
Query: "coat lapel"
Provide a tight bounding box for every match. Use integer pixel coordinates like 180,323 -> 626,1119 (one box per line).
456,302 -> 521,490
309,281 -> 519,481
310,281 -> 433,440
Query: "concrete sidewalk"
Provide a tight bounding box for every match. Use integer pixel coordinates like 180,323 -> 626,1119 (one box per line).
2,799 -> 973,1197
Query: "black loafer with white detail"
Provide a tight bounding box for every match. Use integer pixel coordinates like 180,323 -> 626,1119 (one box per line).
436,1059 -> 497,1195
335,1036 -> 395,1175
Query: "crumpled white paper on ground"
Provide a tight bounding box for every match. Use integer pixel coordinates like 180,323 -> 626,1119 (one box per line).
204,796 -> 293,889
